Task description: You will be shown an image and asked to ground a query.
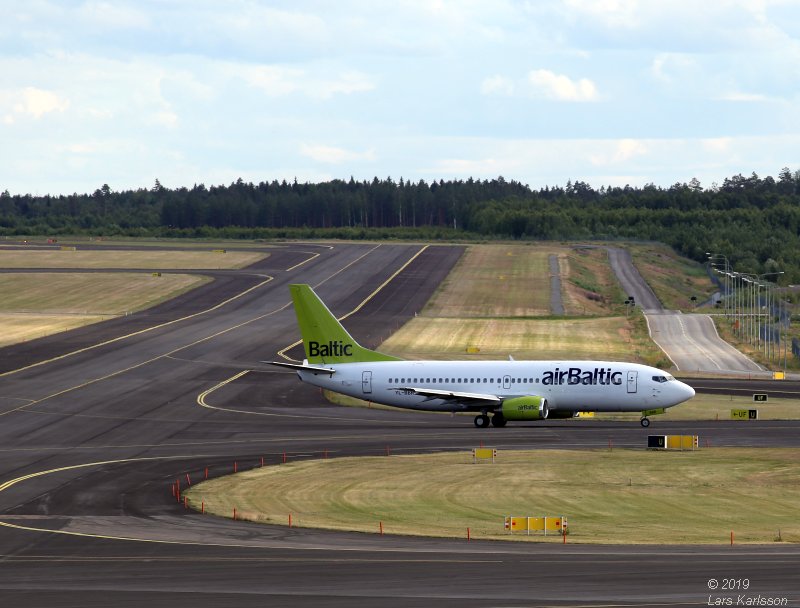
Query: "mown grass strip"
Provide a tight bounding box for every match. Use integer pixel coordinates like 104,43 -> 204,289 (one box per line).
186,448 -> 800,544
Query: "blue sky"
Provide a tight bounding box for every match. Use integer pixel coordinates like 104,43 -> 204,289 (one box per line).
1,0 -> 798,195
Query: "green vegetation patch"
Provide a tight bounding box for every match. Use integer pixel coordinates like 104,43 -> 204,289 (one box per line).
563,246 -> 627,315
627,243 -> 716,311
186,448 -> 800,544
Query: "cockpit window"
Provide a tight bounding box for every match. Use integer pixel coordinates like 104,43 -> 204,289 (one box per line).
652,375 -> 668,383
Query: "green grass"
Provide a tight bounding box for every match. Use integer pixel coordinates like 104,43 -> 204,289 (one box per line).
185,448 -> 800,544
627,243 -> 717,311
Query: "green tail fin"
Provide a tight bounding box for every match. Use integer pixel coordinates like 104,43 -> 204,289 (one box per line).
289,284 -> 402,364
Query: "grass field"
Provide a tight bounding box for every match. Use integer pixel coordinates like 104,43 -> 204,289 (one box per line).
0,247 -> 257,347
0,273 -> 208,347
627,243 -> 716,311
380,316 -> 642,360
0,249 -> 265,269
563,246 -> 626,315
423,245 -> 554,317
382,243 -> 666,366
185,448 -> 800,544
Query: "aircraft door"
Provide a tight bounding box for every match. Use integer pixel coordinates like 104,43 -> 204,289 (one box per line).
362,371 -> 373,394
503,375 -> 511,390
627,370 -> 638,394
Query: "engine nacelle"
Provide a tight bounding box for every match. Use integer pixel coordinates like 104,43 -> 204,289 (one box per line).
501,396 -> 549,420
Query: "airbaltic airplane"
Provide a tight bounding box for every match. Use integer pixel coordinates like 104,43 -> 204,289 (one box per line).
271,284 -> 695,428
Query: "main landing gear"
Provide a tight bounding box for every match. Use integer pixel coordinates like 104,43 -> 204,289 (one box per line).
473,414 -> 506,428
640,417 -> 651,427
474,414 -> 490,428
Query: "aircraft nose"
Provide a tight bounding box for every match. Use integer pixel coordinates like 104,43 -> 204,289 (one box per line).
680,381 -> 695,402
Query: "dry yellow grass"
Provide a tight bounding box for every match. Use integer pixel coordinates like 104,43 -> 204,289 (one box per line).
0,273 -> 208,346
0,313 -> 111,347
0,249 -> 265,269
380,316 -> 638,360
424,245 -> 553,317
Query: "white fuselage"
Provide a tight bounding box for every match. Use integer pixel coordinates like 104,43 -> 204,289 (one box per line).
297,360 -> 695,413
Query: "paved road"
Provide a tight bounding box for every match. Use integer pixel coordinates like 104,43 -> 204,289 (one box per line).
647,311 -> 763,373
0,242 -> 798,607
606,247 -> 662,311
549,254 -> 564,315
606,247 -> 762,374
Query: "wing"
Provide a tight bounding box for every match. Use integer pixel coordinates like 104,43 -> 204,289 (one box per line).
267,361 -> 336,375
391,386 -> 501,408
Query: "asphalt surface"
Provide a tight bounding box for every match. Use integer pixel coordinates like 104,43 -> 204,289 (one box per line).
549,254 -> 564,315
605,246 -> 763,374
1,242 -> 798,608
648,311 -> 764,373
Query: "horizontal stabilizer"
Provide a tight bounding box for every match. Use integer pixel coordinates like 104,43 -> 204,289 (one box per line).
267,361 -> 336,375
390,386 -> 500,405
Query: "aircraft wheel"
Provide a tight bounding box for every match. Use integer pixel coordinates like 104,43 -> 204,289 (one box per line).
491,414 -> 507,428
640,417 -> 650,428
474,415 -> 490,428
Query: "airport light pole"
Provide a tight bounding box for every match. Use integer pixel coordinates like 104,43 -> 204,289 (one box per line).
726,272 -> 739,337
706,253 -> 731,320
757,271 -> 784,361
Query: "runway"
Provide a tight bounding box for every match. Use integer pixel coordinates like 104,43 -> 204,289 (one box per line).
0,242 -> 798,607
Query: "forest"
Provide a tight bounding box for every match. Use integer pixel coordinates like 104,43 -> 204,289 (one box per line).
2,167 -> 800,282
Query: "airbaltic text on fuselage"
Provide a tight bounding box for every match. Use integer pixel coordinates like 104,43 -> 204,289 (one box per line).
542,367 -> 623,386
308,340 -> 353,357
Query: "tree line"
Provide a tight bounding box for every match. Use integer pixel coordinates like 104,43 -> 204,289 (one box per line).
2,168 -> 800,282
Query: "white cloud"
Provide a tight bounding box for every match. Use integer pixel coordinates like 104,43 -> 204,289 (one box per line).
528,69 -> 599,101
590,139 -> 648,166
10,87 -> 69,119
562,0 -> 641,28
239,65 -> 374,99
77,1 -> 150,29
702,137 -> 734,154
480,75 -> 515,96
300,144 -> 376,164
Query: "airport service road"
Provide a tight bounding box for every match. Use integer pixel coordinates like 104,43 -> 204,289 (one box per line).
0,242 -> 798,608
647,312 -> 763,373
606,247 -> 662,312
605,246 -> 762,374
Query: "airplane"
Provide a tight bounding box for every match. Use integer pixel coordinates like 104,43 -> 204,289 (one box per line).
271,284 -> 695,428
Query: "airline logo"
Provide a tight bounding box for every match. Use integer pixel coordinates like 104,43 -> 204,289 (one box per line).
308,340 -> 353,357
542,367 -> 623,386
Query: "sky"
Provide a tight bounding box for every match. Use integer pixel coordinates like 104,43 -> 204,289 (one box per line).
1,0 -> 799,195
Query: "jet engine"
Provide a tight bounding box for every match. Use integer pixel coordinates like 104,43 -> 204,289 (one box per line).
501,396 -> 549,420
